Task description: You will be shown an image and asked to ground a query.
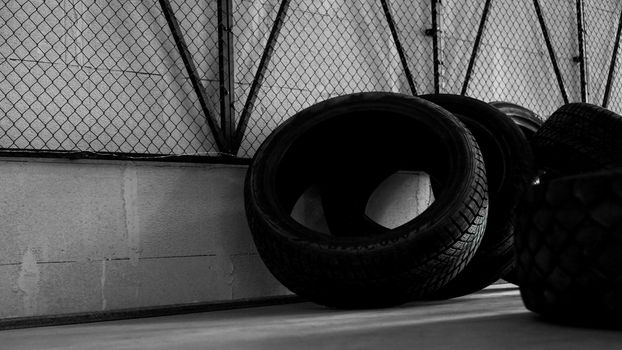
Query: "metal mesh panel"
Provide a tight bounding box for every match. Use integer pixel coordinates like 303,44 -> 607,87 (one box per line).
540,0 -> 580,102
441,0 -> 486,94
232,0 -> 281,152
464,0 -> 563,118
390,0 -> 433,94
234,0 -> 425,157
584,0 -> 621,107
605,31 -> 622,115
3,0 -> 622,160
607,52 -> 622,114
0,0 -> 219,156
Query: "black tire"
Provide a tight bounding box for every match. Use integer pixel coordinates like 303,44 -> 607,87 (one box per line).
321,95 -> 532,298
532,103 -> 622,177
489,101 -> 543,141
245,92 -> 488,308
489,101 -> 543,286
419,95 -> 534,298
319,95 -> 532,298
516,169 -> 622,324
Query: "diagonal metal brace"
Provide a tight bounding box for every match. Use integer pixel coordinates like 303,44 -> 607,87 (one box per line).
533,0 -> 569,104
603,8 -> 622,108
218,0 -> 236,151
158,0 -> 228,153
576,0 -> 588,103
232,0 -> 291,155
380,0 -> 417,95
462,0 -> 493,95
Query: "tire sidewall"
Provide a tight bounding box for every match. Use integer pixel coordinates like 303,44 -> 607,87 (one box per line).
246,92 -> 482,255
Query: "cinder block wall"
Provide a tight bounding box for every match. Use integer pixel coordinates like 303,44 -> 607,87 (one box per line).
0,159 -> 289,319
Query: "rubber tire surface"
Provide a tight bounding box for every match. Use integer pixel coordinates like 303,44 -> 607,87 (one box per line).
489,101 -> 543,141
321,94 -> 531,298
421,95 -> 533,298
489,101 -> 543,286
532,103 -> 622,177
245,92 -> 489,308
516,169 -> 622,324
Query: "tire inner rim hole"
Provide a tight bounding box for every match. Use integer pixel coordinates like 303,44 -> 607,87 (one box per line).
290,184 -> 331,234
364,171 -> 435,229
289,172 -> 437,233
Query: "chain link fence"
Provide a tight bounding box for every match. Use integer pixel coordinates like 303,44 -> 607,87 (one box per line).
1,0 -> 220,158
585,1 -> 622,110
463,0 -> 564,115
2,0 -> 622,160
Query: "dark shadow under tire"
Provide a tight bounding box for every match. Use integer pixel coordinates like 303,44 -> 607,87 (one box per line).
245,92 -> 488,308
517,169 -> 622,324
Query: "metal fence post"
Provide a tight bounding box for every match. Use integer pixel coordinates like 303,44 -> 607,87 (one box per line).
575,0 -> 588,103
218,0 -> 236,153
428,0 -> 442,94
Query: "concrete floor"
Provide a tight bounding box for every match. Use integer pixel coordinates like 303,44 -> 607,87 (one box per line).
2,283 -> 622,350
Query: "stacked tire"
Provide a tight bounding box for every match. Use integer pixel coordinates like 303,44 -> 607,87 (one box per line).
489,101 -> 544,141
516,103 -> 622,325
318,94 -> 534,299
245,92 -> 534,308
490,101 -> 544,285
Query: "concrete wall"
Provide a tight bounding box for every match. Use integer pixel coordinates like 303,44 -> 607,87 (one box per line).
0,159 -> 434,321
0,158 -> 289,320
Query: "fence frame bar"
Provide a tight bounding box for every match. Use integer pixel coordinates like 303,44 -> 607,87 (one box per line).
603,8 -> 622,107
430,0 -> 441,93
232,0 -> 291,154
380,0 -> 417,95
461,0 -> 493,95
576,0 -> 588,102
533,0 -> 570,104
157,0 -> 228,152
217,0 -> 236,152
